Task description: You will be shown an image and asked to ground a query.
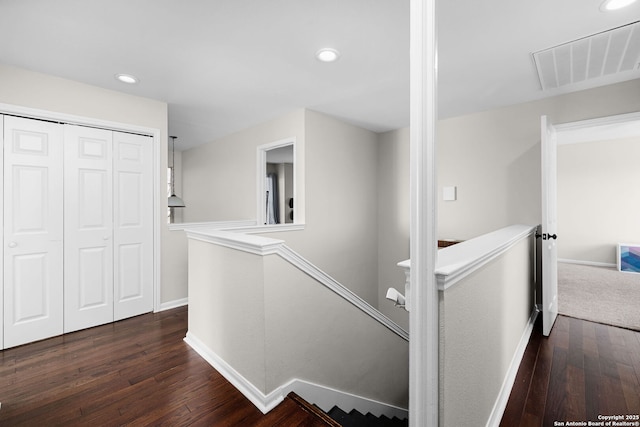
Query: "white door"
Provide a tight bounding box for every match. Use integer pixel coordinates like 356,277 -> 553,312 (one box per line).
3,116 -> 64,348
113,132 -> 153,320
541,115 -> 559,336
64,125 -> 114,333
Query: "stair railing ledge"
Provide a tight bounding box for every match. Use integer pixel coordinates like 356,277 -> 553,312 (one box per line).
185,229 -> 285,256
397,224 -> 538,292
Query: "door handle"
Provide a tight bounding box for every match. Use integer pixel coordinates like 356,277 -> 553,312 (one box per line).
540,233 -> 558,240
8,241 -> 17,248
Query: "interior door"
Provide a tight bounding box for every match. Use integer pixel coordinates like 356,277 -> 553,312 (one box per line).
113,131 -> 153,320
541,115 -> 559,336
64,125 -> 114,333
3,116 -> 64,348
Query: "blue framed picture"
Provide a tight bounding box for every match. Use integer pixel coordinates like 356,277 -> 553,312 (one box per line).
618,243 -> 640,273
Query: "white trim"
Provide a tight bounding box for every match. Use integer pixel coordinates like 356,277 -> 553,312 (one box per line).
409,0 -> 439,425
0,115 -> 4,349
168,219 -> 256,232
184,332 -> 282,414
256,137 -> 297,226
0,103 -> 159,137
556,111 -> 640,145
289,379 -> 408,420
184,229 -> 408,341
278,245 -> 409,340
167,220 -> 305,234
185,229 -> 285,256
184,331 -> 408,419
0,102 -> 163,314
157,297 -> 188,312
232,223 -> 305,234
485,309 -> 539,427
558,258 -> 617,268
435,225 -> 538,291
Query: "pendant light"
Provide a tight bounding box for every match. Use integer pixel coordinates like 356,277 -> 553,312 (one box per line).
168,136 -> 186,208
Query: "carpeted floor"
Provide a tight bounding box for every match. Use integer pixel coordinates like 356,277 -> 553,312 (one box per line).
558,262 -> 640,331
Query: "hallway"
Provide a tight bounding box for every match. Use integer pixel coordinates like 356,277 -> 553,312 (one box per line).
0,306 -> 332,426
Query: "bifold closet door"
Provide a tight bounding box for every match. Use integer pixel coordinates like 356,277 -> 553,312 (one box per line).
113,132 -> 153,321
64,125 -> 114,333
3,116 -> 64,348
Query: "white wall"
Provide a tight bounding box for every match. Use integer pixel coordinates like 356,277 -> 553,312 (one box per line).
186,234 -> 409,409
438,79 -> 640,241
0,64 -> 183,307
188,239 -> 267,390
264,254 -> 409,407
285,109 -> 379,305
377,127 -> 410,330
181,109 -> 305,223
182,109 -> 381,306
558,136 -> 640,265
439,236 -> 535,426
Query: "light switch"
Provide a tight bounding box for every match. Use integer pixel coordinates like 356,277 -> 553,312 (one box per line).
443,186 -> 457,201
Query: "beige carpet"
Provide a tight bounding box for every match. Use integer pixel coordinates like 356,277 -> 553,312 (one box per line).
558,262 -> 640,331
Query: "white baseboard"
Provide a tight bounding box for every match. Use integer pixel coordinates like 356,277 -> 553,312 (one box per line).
485,309 -> 539,427
558,258 -> 617,268
157,297 -> 188,312
184,331 -> 408,419
184,331 -> 282,414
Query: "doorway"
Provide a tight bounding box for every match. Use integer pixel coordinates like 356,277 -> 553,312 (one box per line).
551,112 -> 640,331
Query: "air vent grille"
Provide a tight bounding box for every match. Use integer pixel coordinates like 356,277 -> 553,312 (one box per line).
533,21 -> 640,91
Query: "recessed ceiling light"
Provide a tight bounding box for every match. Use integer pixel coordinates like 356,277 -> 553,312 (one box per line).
115,73 -> 139,84
601,0 -> 637,11
316,48 -> 340,63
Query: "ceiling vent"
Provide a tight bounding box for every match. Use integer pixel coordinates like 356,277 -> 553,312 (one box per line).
533,21 -> 640,91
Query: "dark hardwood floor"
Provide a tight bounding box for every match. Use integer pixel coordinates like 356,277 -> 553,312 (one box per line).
5,306 -> 637,426
500,314 -> 640,427
0,306 -> 333,426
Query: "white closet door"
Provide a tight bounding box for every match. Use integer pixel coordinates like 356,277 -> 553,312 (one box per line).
64,125 -> 114,333
113,132 -> 153,321
3,116 -> 64,348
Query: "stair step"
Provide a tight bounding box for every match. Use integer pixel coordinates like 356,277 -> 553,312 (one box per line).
328,407 -> 358,427
326,405 -> 408,427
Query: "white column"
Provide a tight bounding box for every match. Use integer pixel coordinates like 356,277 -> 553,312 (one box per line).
409,0 -> 438,425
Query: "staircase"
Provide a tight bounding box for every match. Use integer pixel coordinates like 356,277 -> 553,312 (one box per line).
325,406 -> 408,427
288,393 -> 407,427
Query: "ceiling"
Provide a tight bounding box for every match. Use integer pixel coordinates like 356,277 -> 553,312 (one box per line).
0,0 -> 639,150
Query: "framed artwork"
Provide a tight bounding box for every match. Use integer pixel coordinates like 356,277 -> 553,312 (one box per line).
618,243 -> 640,273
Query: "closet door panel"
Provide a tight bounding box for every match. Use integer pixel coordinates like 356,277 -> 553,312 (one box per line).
64,125 -> 113,333
113,132 -> 153,321
3,116 -> 64,348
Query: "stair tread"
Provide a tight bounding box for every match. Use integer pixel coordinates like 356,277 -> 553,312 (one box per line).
326,405 -> 408,427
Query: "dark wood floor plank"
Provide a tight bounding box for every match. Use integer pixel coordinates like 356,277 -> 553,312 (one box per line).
542,346 -> 568,426
618,362 -> 640,413
567,316 -> 584,368
499,327 -> 543,427
565,364 -> 586,421
584,352 -> 604,421
0,306 -> 332,426
522,334 -> 553,421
